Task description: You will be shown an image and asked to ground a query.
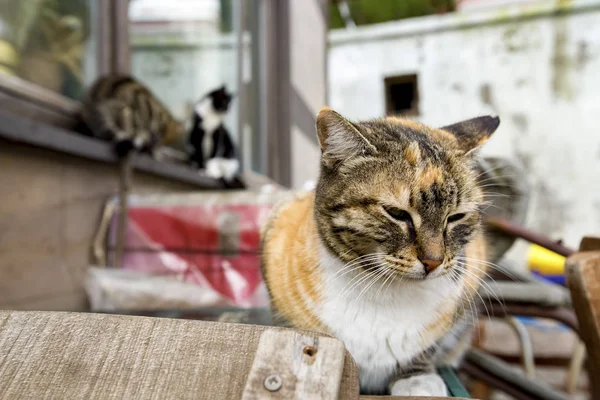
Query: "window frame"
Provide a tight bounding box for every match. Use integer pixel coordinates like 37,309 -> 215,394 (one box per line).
0,0 -> 124,128
0,0 -> 229,189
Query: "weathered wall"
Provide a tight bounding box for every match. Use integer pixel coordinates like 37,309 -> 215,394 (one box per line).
0,140 -> 197,310
328,0 -> 600,253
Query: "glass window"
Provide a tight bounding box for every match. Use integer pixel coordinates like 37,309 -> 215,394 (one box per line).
129,0 -> 267,175
0,0 -> 97,100
129,0 -> 240,149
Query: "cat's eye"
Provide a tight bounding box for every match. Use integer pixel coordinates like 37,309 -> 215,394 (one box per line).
384,206 -> 413,225
447,213 -> 466,223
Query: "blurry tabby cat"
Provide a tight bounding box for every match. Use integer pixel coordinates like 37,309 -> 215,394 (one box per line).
81,75 -> 183,158
262,108 -> 500,396
187,85 -> 239,181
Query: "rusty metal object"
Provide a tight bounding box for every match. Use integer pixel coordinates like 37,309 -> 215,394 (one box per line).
462,351 -> 568,400
484,216 -> 575,257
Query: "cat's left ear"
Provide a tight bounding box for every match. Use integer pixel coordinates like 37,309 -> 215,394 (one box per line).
440,116 -> 500,156
316,107 -> 377,165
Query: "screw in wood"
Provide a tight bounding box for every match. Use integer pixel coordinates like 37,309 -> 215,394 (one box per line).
264,375 -> 283,392
303,345 -> 317,357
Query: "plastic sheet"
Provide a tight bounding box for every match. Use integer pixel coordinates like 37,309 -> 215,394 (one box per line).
85,267 -> 230,311
105,190 -> 294,308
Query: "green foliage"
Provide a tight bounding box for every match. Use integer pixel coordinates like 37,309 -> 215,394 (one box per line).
220,0 -> 233,33
329,0 -> 456,30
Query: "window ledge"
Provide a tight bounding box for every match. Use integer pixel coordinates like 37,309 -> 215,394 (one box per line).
0,109 -> 226,189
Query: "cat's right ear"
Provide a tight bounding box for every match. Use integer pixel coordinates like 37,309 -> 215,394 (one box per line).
316,107 -> 376,165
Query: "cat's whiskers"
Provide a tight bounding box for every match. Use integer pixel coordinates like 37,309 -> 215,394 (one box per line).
473,162 -> 513,180
455,260 -> 507,314
476,175 -> 518,185
452,262 -> 498,322
455,268 -> 492,323
456,256 -> 518,281
317,253 -> 386,292
444,270 -> 477,325
334,260 -> 385,303
481,192 -> 516,200
454,258 -> 499,286
479,202 -> 506,213
356,266 -> 390,303
375,263 -> 396,299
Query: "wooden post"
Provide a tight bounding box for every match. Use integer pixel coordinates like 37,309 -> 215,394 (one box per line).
115,108 -> 134,268
242,330 -> 345,399
565,238 -> 600,400
115,154 -> 132,267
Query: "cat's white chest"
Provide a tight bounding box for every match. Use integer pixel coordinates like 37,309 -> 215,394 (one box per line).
195,98 -> 225,159
317,247 -> 457,392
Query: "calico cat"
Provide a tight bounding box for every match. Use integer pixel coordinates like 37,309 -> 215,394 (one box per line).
187,85 -> 240,182
81,75 -> 183,158
261,108 -> 500,396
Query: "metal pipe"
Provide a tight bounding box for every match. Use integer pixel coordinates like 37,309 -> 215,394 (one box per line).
505,316 -> 536,378
464,349 -> 568,400
484,216 -> 575,257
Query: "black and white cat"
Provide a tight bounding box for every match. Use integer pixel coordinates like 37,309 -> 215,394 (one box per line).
188,85 -> 240,182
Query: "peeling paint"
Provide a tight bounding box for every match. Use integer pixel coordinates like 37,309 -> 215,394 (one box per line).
480,84 -> 492,105
576,41 -> 591,69
516,78 -> 528,87
416,36 -> 425,64
511,114 -> 529,133
503,25 -> 521,52
535,182 -> 569,237
551,17 -> 575,101
452,83 -> 463,93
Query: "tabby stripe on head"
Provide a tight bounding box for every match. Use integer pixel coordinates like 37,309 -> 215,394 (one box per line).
330,197 -> 379,213
104,76 -> 135,98
332,227 -> 387,243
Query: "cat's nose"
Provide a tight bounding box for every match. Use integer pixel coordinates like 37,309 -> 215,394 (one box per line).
421,258 -> 443,274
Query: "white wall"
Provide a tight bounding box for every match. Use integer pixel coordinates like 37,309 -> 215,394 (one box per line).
329,0 -> 600,252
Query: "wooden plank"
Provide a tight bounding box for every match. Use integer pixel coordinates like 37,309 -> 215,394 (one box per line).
0,109 -> 225,189
0,89 -> 76,129
0,74 -> 79,115
565,251 -> 600,400
242,330 -> 345,400
579,236 -> 600,252
359,397 -> 470,399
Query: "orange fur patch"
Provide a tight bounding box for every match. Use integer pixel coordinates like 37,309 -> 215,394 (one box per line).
262,193 -> 326,332
418,166 -> 443,186
476,135 -> 491,147
399,119 -> 423,131
422,307 -> 456,345
430,129 -> 457,144
404,142 -> 421,165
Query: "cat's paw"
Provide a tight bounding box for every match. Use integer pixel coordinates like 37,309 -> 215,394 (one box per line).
205,158 -> 225,179
205,158 -> 239,181
390,373 -> 447,397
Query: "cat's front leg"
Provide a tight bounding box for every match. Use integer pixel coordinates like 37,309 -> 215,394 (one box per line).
389,373 -> 447,397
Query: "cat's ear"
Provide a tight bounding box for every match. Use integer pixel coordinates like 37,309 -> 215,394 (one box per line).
316,107 -> 376,164
440,116 -> 500,155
